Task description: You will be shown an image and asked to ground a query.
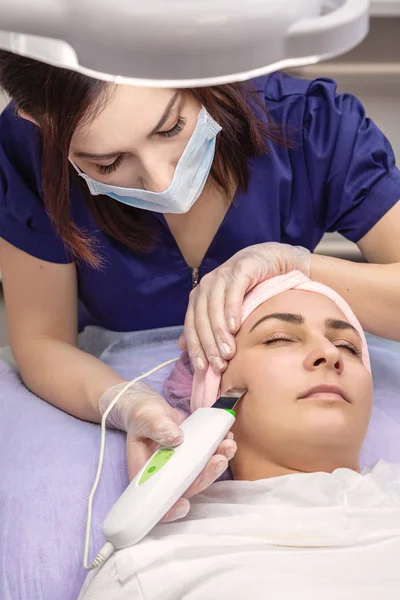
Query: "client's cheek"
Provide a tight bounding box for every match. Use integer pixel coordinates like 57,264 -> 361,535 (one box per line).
231,390 -> 264,434
231,395 -> 253,439
220,355 -> 249,393
348,371 -> 373,408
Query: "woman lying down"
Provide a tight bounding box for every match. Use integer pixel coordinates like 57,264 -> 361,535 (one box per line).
79,271 -> 400,600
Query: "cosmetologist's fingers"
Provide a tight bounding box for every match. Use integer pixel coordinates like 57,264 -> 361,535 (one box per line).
193,288 -> 226,373
184,454 -> 229,499
161,498 -> 191,522
183,291 -> 208,373
206,276 -> 235,360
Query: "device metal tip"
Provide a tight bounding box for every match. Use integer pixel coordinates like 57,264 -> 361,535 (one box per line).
223,387 -> 247,398
213,388 -> 247,411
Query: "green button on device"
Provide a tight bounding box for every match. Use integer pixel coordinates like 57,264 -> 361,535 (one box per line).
138,448 -> 176,486
223,409 -> 236,417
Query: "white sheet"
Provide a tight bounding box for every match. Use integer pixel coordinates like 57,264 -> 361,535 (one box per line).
79,460 -> 400,600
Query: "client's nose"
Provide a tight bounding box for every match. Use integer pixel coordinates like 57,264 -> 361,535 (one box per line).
305,343 -> 343,374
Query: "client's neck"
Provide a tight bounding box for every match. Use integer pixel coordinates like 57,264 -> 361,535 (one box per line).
231,444 -> 361,481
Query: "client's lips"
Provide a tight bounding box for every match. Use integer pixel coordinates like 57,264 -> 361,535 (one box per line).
298,384 -> 350,403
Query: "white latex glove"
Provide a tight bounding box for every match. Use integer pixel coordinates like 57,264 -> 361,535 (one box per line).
180,242 -> 310,372
99,382 -> 237,521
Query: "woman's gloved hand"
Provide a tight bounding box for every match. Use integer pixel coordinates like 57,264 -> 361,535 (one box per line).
99,382 -> 237,521
181,242 -> 310,373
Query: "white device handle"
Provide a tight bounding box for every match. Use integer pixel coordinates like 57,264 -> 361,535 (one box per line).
102,407 -> 235,550
287,0 -> 370,61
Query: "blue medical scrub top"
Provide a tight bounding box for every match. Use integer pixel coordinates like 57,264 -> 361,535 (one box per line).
1,73 -> 400,333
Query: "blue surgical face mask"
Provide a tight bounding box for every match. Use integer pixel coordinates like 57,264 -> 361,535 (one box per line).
70,107 -> 222,214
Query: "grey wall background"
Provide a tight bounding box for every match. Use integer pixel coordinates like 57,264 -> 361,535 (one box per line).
0,16 -> 400,346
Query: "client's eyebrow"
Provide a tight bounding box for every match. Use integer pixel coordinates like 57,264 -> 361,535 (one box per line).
325,318 -> 361,340
250,312 -> 304,333
249,313 -> 361,340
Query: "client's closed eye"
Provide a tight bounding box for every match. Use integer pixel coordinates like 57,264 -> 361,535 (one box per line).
334,341 -> 361,356
263,335 -> 295,345
263,336 -> 361,356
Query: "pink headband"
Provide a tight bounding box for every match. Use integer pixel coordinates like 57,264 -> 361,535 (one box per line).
164,271 -> 371,415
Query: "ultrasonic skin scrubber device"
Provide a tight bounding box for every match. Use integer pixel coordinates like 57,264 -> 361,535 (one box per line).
102,388 -> 247,550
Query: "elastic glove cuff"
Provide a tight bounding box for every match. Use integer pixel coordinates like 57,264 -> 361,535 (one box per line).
99,381 -> 154,432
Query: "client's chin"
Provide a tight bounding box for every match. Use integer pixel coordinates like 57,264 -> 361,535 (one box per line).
296,399 -> 355,435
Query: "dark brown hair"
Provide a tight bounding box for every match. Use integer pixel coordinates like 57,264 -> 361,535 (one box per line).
0,51 -> 284,267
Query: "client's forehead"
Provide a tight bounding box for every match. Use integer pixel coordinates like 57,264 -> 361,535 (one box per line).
241,290 -> 347,334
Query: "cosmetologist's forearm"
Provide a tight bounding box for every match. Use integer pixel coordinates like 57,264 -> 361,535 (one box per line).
310,253 -> 400,340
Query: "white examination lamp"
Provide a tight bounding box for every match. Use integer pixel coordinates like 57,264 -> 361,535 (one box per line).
0,0 -> 370,87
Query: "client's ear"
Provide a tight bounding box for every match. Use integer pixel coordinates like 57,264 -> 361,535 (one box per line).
18,110 -> 39,126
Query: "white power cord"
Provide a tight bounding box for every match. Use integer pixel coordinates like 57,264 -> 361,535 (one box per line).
83,356 -> 180,571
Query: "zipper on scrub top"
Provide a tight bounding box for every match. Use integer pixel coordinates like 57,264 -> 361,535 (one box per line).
191,267 -> 199,289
